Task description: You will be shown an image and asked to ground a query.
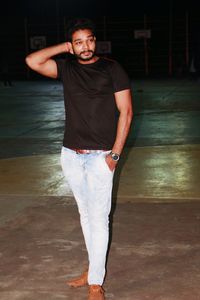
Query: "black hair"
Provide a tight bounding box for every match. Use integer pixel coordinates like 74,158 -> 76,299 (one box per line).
66,18 -> 96,42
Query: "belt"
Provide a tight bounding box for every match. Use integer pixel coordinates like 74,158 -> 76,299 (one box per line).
70,148 -> 108,154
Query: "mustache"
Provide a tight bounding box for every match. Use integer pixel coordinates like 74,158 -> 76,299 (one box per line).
80,50 -> 94,55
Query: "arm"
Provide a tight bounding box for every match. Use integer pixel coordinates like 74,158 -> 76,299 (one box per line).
106,89 -> 133,171
25,42 -> 73,78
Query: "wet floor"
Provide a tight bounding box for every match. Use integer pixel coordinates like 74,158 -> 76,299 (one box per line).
0,79 -> 200,158
0,79 -> 200,299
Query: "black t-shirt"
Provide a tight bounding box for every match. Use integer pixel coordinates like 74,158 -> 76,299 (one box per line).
55,57 -> 131,150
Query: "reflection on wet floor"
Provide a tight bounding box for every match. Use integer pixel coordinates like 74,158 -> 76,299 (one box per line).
0,79 -> 200,158
0,79 -> 200,201
0,80 -> 200,300
0,145 -> 199,201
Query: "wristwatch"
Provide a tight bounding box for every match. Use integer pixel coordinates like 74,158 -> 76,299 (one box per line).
109,151 -> 120,162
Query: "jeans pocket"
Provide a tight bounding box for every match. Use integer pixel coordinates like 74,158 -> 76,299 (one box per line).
101,153 -> 114,174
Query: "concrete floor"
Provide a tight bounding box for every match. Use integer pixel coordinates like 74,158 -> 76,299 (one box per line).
0,79 -> 200,299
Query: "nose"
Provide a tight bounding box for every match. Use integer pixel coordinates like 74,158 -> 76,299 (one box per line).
82,41 -> 89,50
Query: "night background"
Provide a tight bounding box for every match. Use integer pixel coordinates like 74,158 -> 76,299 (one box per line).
0,0 -> 200,79
1,1 -> 200,299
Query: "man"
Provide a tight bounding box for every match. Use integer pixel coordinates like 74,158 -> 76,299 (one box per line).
25,18 -> 133,300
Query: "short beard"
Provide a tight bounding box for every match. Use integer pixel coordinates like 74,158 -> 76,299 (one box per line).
75,50 -> 95,61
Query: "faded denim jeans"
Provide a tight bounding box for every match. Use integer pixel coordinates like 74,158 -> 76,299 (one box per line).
61,146 -> 114,285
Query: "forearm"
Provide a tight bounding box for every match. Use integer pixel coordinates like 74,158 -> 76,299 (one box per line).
25,42 -> 69,78
112,110 -> 133,155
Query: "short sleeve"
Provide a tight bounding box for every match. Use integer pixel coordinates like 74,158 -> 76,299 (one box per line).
54,58 -> 65,80
109,60 -> 131,93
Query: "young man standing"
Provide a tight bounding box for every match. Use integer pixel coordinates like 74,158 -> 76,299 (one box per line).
25,18 -> 133,300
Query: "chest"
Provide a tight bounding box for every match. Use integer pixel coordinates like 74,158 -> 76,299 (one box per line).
63,64 -> 113,96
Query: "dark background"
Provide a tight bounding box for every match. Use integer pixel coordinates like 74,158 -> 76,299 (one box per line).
0,0 -> 200,79
0,0 -> 199,17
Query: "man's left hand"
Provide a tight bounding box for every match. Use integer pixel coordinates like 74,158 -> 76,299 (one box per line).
105,154 -> 118,172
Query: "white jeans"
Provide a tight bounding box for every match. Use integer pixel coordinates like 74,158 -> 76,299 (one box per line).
61,147 -> 114,285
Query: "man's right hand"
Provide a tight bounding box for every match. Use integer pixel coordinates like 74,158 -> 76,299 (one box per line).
66,42 -> 74,55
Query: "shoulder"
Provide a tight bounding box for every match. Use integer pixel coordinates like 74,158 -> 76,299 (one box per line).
54,56 -> 74,79
54,56 -> 74,68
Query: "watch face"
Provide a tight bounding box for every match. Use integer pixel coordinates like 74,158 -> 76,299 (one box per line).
111,153 -> 120,161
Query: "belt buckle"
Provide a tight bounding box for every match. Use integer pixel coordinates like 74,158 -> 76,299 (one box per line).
85,150 -> 91,154
76,149 -> 91,154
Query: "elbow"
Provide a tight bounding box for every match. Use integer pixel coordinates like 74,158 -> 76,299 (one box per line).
130,108 -> 133,119
128,107 -> 133,124
25,54 -> 38,71
25,55 -> 31,66
120,107 -> 133,126
25,55 -> 33,69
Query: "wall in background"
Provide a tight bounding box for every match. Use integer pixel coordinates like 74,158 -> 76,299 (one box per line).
0,14 -> 199,79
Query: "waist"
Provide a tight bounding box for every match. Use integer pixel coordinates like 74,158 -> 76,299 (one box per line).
69,148 -> 108,154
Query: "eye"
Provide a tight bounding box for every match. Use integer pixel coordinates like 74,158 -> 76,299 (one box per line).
75,41 -> 82,46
